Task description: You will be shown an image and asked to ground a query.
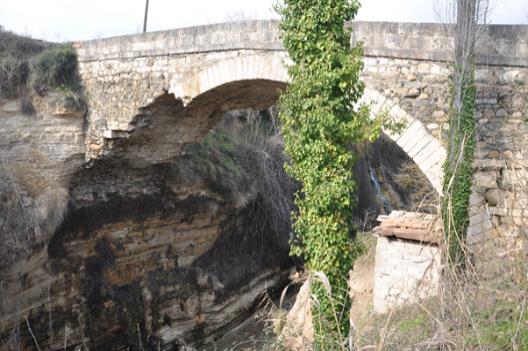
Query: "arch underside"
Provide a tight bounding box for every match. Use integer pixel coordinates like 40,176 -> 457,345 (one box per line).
178,54 -> 446,193
116,53 -> 446,192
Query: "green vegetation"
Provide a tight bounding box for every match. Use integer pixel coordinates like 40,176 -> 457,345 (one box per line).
397,313 -> 425,333
441,0 -> 479,267
276,0 -> 387,346
30,45 -> 80,95
442,72 -> 476,266
354,232 -> 528,351
466,300 -> 528,350
0,31 -> 45,98
0,31 -> 81,106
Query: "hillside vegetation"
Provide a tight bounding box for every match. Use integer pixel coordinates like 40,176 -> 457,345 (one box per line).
0,31 -> 82,109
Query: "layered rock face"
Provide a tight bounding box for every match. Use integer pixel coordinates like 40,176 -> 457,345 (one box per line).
0,94 -> 292,350
0,93 -> 85,267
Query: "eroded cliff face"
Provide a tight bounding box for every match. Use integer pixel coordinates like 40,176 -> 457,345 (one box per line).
0,91 -> 293,350
0,86 -> 434,350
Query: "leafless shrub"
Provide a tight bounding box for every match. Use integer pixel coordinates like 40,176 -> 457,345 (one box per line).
0,31 -> 48,58
224,10 -> 256,22
0,160 -> 68,270
0,31 -> 47,98
393,162 -> 438,214
222,108 -> 297,250
0,56 -> 29,98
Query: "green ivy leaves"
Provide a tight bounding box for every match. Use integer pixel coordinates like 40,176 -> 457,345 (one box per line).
276,0 -> 381,344
443,72 -> 476,267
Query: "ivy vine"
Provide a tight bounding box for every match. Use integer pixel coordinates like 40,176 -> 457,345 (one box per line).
442,71 -> 476,266
276,0 -> 386,345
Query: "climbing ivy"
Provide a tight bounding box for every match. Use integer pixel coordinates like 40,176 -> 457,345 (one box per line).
276,0 -> 386,345
442,71 -> 476,267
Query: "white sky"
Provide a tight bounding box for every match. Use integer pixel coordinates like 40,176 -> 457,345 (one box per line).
0,0 -> 526,42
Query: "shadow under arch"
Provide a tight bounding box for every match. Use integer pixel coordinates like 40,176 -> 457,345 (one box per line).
176,52 -> 445,193
115,52 -> 446,194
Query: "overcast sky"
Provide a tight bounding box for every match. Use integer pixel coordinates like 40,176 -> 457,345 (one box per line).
1,0 -> 526,42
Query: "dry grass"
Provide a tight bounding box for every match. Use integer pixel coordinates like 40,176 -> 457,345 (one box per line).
355,223 -> 528,351
0,31 -> 47,99
0,160 -> 68,270
0,31 -> 82,109
262,214 -> 527,351
394,161 -> 438,214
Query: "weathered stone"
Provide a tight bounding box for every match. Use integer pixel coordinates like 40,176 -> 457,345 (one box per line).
394,87 -> 409,96
373,218 -> 441,314
89,143 -> 102,152
103,129 -> 128,139
487,150 -> 500,158
474,172 -> 497,190
45,92 -> 86,118
477,98 -> 498,105
502,150 -> 514,159
485,189 -> 506,206
473,159 -> 507,170
1,19 -> 527,348
281,279 -> 314,351
496,108 -> 508,117
426,123 -> 439,130
1,86 -> 295,350
405,88 -> 421,98
488,207 -> 507,216
432,110 -> 445,118
501,169 -> 528,190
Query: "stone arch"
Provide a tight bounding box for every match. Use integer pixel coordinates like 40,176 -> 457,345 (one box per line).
170,53 -> 289,102
169,54 -> 445,193
361,88 -> 446,194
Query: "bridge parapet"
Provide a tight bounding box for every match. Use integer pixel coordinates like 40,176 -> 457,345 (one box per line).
352,22 -> 528,67
75,21 -> 282,62
76,20 -> 528,68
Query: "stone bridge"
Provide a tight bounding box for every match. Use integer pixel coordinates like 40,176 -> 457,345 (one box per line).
75,21 -> 528,249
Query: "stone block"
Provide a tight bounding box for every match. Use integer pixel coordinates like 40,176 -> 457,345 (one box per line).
467,217 -> 493,237
501,169 -> 528,190
474,172 -> 497,191
103,129 -> 128,139
407,133 -> 434,159
496,108 -> 508,118
472,159 -> 507,170
485,189 -> 508,206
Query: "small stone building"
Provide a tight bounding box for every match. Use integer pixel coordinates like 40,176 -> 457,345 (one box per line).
372,211 -> 442,313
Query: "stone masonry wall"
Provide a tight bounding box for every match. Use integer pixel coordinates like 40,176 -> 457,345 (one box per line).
373,236 -> 442,314
468,66 -> 528,253
74,20 -> 528,252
